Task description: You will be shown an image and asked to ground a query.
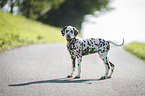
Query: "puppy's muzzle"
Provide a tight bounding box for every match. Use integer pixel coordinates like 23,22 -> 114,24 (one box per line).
66,34 -> 71,40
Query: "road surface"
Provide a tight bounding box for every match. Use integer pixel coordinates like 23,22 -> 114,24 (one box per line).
0,43 -> 145,96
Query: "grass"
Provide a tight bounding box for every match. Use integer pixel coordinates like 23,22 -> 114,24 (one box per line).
124,42 -> 145,61
0,11 -> 65,51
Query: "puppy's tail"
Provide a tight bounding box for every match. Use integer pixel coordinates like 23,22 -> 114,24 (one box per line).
108,39 -> 124,46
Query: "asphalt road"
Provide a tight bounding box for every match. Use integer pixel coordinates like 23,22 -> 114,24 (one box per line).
0,43 -> 145,96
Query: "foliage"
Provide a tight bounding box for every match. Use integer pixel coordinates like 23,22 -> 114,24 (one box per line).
1,0 -> 65,18
0,11 -> 65,51
0,0 -> 8,8
18,0 -> 65,19
38,0 -> 112,29
124,42 -> 145,61
1,0 -> 112,29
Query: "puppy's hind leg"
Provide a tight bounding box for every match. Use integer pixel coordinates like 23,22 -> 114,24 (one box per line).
108,61 -> 115,78
99,52 -> 110,79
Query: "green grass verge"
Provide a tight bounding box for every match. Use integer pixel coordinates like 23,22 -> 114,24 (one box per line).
124,42 -> 145,60
0,11 -> 65,51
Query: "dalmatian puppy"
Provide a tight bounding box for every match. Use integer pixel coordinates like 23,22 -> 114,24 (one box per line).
61,26 -> 124,79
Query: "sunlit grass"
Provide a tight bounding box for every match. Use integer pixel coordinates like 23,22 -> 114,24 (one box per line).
0,11 -> 65,51
124,42 -> 145,61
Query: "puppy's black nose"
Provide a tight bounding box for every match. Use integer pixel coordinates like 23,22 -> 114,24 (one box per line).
67,34 -> 71,38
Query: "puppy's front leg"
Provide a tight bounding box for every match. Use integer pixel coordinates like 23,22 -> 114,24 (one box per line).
74,56 -> 82,79
67,56 -> 76,78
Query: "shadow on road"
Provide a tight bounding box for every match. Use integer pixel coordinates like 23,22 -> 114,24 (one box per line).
8,78 -> 107,87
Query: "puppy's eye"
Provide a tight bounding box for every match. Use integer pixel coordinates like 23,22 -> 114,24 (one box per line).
66,30 -> 69,33
71,30 -> 73,33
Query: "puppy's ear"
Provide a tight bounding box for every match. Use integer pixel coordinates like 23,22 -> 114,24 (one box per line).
73,27 -> 79,36
61,26 -> 67,36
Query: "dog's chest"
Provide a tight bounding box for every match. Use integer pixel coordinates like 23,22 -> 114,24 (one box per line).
67,41 -> 82,55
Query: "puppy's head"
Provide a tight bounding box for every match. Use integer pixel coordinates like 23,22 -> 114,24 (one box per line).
61,26 -> 79,40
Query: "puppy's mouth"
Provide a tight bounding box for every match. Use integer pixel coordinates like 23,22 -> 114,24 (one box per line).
66,35 -> 72,41
66,37 -> 72,41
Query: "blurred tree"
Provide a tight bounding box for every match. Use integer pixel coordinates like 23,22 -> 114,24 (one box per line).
1,0 -> 112,29
0,0 -> 8,8
38,0 -> 112,29
19,0 -> 65,19
19,0 -> 31,18
10,0 -> 15,13
0,0 -> 20,13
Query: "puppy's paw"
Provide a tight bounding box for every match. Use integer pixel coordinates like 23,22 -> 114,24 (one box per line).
74,76 -> 80,79
100,76 -> 111,80
107,76 -> 111,79
67,75 -> 73,78
100,76 -> 106,80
